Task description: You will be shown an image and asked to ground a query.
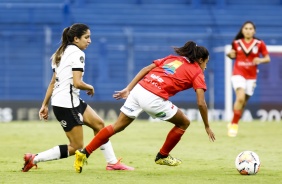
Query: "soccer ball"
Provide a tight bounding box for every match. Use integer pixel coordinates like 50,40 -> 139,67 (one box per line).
235,151 -> 260,175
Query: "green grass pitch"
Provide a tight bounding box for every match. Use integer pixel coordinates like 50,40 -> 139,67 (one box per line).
0,120 -> 281,184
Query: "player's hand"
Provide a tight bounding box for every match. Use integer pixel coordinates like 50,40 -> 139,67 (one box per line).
227,49 -> 236,59
86,86 -> 95,97
113,88 -> 130,100
205,127 -> 216,142
253,57 -> 261,65
39,106 -> 49,121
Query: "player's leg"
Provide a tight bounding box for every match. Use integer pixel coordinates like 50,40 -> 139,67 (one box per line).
233,81 -> 254,120
155,108 -> 189,166
132,85 -> 186,166
32,125 -> 83,162
83,111 -> 135,155
74,104 -> 135,173
227,88 -> 245,137
22,105 -> 85,172
232,88 -> 246,124
83,105 -> 116,163
243,79 -> 256,109
82,105 -> 121,164
228,75 -> 247,137
75,111 -> 135,173
228,78 -> 255,137
243,95 -> 251,109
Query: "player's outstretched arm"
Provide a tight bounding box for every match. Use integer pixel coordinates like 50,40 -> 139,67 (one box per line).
126,63 -> 156,91
113,88 -> 130,100
113,63 -> 156,100
196,88 -> 216,142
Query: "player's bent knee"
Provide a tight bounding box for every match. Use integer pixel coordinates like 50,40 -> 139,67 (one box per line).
236,97 -> 245,105
181,119 -> 190,129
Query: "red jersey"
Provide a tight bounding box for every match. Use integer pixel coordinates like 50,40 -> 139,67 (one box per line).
138,55 -> 207,100
232,38 -> 268,79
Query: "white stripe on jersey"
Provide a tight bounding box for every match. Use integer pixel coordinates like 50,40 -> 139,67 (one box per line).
51,45 -> 85,108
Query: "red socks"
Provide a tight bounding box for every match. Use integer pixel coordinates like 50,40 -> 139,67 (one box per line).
85,125 -> 115,155
231,110 -> 242,124
159,126 -> 185,156
85,125 -> 186,157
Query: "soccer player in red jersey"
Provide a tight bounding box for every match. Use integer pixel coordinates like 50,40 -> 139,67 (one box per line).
226,21 -> 270,137
74,41 -> 216,173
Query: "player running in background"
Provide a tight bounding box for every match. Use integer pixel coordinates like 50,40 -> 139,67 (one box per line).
226,21 -> 270,137
22,23 -> 133,172
74,41 -> 216,173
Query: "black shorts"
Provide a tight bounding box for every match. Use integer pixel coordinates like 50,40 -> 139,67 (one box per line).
52,99 -> 88,132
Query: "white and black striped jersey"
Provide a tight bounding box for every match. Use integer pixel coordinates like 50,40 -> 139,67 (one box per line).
51,44 -> 85,108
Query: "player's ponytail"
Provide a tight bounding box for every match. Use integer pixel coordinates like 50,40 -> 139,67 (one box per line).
51,27 -> 70,65
51,23 -> 89,65
174,41 -> 209,64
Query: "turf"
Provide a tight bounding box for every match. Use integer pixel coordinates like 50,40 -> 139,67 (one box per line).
0,120 -> 281,184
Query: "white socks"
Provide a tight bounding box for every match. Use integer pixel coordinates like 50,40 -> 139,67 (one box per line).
33,145 -> 68,164
32,142 -> 117,165
100,141 -> 118,164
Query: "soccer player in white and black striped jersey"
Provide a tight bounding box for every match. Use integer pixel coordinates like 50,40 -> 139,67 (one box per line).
22,23 -> 133,172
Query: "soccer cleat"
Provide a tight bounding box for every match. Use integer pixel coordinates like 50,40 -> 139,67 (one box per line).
106,158 -> 134,170
228,123 -> 239,137
74,149 -> 88,173
22,153 -> 37,172
155,155 -> 182,166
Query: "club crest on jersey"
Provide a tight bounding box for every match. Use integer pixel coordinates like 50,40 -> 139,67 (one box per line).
252,46 -> 258,54
80,56 -> 84,63
162,60 -> 183,74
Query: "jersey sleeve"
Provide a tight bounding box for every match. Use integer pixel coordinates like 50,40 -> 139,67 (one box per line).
71,51 -> 85,72
153,56 -> 170,66
193,73 -> 207,91
259,40 -> 269,56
